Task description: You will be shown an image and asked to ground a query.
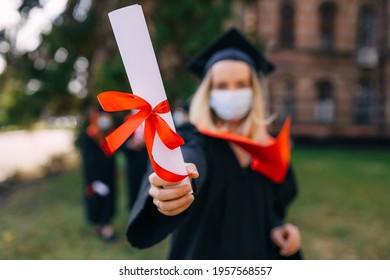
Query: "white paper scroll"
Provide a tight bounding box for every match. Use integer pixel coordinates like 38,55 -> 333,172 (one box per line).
108,4 -> 188,182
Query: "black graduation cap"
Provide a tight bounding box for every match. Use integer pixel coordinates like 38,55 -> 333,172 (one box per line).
186,27 -> 275,77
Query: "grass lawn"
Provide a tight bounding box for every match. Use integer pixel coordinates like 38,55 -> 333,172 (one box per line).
0,154 -> 168,260
290,147 -> 390,259
0,148 -> 389,259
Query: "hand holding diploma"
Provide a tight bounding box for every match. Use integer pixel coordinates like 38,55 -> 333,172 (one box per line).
149,163 -> 199,216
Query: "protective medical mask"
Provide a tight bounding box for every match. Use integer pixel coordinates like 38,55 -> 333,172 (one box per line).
172,110 -> 188,127
209,88 -> 253,121
97,115 -> 113,131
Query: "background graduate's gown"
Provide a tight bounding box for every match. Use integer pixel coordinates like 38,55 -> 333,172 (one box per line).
81,132 -> 117,226
122,139 -> 148,210
126,124 -> 301,259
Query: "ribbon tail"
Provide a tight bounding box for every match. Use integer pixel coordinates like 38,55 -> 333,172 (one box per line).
144,119 -> 187,182
105,112 -> 146,152
153,114 -> 184,150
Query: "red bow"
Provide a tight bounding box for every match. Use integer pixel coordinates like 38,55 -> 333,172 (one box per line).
97,91 -> 187,182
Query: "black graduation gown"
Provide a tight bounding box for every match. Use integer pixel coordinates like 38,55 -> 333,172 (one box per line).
122,144 -> 148,210
81,133 -> 117,226
126,123 -> 301,259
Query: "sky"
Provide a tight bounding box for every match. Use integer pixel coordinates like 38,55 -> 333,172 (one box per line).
0,0 -> 69,74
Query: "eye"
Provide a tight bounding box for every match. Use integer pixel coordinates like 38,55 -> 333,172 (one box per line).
236,81 -> 250,89
214,82 -> 228,90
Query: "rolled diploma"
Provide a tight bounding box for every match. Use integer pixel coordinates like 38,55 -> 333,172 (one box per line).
108,5 -> 189,184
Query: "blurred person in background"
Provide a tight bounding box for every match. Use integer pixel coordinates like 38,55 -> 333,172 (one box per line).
172,101 -> 191,129
126,28 -> 302,259
80,106 -> 117,242
122,112 -> 148,210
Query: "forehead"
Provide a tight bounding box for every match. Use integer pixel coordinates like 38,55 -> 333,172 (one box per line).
210,60 -> 252,81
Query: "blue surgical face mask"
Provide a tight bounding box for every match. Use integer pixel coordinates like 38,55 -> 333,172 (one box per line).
97,115 -> 113,131
209,88 -> 253,121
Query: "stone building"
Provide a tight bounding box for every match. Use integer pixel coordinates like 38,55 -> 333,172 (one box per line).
236,0 -> 390,139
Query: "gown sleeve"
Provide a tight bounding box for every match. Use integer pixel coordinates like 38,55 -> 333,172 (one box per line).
271,165 -> 304,260
126,123 -> 207,249
271,165 -> 298,228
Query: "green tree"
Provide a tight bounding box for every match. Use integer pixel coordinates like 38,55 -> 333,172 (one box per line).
0,0 -> 234,127
147,0 -> 233,101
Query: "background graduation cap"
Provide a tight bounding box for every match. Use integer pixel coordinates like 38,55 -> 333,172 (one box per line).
186,27 -> 275,78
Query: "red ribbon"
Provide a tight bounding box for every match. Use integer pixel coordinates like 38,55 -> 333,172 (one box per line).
97,91 -> 187,182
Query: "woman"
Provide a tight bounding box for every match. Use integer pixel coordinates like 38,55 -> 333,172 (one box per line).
126,28 -> 302,259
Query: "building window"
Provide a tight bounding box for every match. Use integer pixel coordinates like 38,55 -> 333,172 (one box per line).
273,79 -> 295,123
314,80 -> 335,123
354,78 -> 373,124
319,2 -> 337,49
282,80 -> 295,120
357,6 -> 376,48
279,1 -> 295,48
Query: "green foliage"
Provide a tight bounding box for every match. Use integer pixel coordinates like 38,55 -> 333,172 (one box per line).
0,0 -> 235,127
150,0 -> 233,101
94,54 -> 128,93
1,0 -> 91,125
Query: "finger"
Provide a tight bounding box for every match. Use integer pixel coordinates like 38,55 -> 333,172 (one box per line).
158,193 -> 194,212
280,225 -> 301,256
284,224 -> 300,246
280,249 -> 291,256
185,163 -> 199,178
280,241 -> 294,256
153,198 -> 160,208
149,183 -> 192,201
157,195 -> 195,216
280,241 -> 299,256
149,172 -> 178,187
271,228 -> 287,248
156,193 -> 194,213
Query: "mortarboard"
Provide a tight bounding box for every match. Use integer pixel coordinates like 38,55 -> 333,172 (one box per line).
186,27 -> 275,77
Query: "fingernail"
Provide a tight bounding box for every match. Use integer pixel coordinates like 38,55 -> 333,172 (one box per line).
188,169 -> 199,176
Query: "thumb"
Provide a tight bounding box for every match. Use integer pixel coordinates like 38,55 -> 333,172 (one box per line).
185,163 -> 199,179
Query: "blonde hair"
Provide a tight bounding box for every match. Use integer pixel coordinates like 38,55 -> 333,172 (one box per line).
189,69 -> 269,143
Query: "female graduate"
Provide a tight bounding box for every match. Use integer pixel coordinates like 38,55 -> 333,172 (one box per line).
126,28 -> 302,259
81,106 -> 117,242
